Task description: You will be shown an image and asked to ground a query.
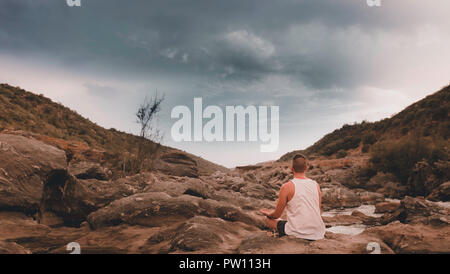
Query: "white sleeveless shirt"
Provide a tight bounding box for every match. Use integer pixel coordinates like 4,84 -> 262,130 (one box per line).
284,178 -> 325,240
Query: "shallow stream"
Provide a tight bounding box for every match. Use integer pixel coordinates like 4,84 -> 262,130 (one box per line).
323,199 -> 450,236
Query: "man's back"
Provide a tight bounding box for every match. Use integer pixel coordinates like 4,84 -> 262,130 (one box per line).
284,178 -> 325,240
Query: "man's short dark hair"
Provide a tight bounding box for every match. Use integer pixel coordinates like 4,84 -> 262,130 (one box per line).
292,154 -> 308,173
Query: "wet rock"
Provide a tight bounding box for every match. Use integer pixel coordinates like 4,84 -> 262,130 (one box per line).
0,134 -> 67,213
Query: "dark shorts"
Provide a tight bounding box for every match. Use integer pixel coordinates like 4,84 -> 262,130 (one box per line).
277,220 -> 287,237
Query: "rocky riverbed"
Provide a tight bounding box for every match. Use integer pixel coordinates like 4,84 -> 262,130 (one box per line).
0,133 -> 449,254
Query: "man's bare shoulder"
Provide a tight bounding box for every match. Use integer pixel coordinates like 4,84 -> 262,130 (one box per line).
280,181 -> 295,191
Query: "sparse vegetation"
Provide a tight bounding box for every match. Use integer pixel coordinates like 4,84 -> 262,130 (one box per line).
280,84 -> 449,161
125,94 -> 164,175
363,132 -> 377,145
370,136 -> 448,184
0,84 -> 168,177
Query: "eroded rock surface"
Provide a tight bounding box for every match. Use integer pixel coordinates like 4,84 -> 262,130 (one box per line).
0,134 -> 449,254
0,134 -> 67,213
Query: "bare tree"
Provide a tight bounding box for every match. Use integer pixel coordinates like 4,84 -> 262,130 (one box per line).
124,92 -> 164,175
136,92 -> 164,140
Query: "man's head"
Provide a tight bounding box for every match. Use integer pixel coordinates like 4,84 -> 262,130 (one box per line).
292,154 -> 308,174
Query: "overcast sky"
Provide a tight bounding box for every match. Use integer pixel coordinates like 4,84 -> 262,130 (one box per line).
0,0 -> 449,167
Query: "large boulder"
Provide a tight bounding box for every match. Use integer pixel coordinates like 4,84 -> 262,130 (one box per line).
408,161 -> 440,197
182,178 -> 214,199
0,134 -> 67,213
239,182 -> 277,201
322,168 -> 361,188
321,185 -> 361,210
0,212 -> 51,241
427,181 -> 450,202
365,221 -> 450,253
198,199 -> 265,228
322,214 -> 364,227
210,189 -> 273,210
209,172 -> 247,192
398,196 -> 450,225
0,241 -> 31,254
154,151 -> 199,178
377,182 -> 408,199
86,192 -> 201,229
40,170 -> 148,225
379,196 -> 450,225
375,201 -> 401,213
237,231 -> 394,254
144,216 -> 258,253
366,172 -> 407,199
355,189 -> 385,205
170,216 -> 255,252
69,161 -> 111,180
365,172 -> 397,191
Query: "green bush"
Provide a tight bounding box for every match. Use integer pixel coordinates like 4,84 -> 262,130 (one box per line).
363,133 -> 377,145
321,136 -> 361,156
370,137 -> 448,184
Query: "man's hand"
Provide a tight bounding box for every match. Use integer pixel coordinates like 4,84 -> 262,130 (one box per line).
259,208 -> 272,217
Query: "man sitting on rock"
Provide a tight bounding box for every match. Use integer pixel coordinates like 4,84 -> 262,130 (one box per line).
260,154 -> 325,240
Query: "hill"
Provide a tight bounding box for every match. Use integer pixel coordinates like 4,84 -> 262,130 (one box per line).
0,84 -> 449,254
0,83 -> 227,177
280,84 -> 450,161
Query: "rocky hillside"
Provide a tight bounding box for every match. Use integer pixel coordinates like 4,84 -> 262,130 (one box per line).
0,83 -> 449,254
279,85 -> 449,200
0,83 -> 227,177
280,84 -> 449,160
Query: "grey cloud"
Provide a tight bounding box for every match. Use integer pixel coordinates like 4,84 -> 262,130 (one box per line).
2,0 -> 449,90
83,82 -> 119,98
0,0 -> 449,166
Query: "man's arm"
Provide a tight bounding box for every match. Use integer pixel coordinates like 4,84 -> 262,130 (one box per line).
263,183 -> 291,219
317,183 -> 322,214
